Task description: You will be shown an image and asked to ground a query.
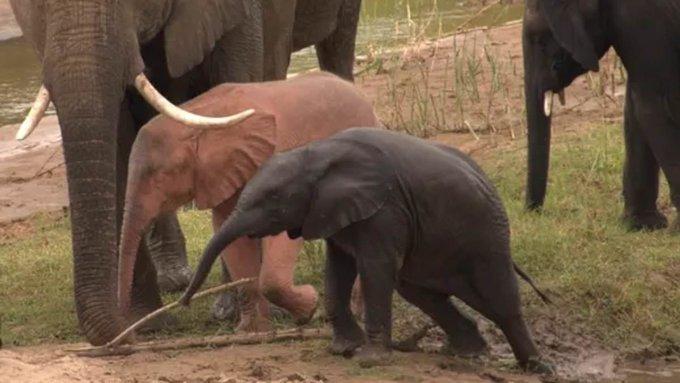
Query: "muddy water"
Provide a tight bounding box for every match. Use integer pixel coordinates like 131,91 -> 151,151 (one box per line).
614,361 -> 680,383
0,0 -> 522,128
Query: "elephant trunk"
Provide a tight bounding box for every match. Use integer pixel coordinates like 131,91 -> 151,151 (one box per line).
523,28 -> 553,211
180,211 -> 255,305
48,59 -> 127,345
42,1 -> 143,345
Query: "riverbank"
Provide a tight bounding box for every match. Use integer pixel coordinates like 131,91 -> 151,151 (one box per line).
1,21 -> 679,383
0,0 -> 20,41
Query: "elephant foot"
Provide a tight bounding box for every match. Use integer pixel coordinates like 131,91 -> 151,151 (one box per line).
235,313 -> 272,333
443,332 -> 488,358
127,309 -> 178,334
212,291 -> 240,322
291,285 -> 319,326
355,343 -> 392,368
329,323 -> 365,356
623,210 -> 668,231
391,323 -> 435,352
156,265 -> 193,293
213,291 -> 290,325
524,356 -> 556,375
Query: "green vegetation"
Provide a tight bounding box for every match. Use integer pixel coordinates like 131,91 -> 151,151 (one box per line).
1,123 -> 678,355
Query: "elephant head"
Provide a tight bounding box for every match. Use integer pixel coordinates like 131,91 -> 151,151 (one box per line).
179,135 -> 392,304
10,0 -> 257,345
522,0 -> 610,209
117,103 -> 277,313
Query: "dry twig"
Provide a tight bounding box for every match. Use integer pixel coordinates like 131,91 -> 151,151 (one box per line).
67,278 -> 255,355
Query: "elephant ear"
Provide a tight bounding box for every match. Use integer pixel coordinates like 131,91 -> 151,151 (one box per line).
164,0 -> 248,78
301,144 -> 393,240
194,112 -> 277,209
540,0 -> 600,71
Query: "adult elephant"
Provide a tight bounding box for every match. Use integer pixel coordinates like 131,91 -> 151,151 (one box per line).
522,0 -> 680,230
11,0 -> 361,346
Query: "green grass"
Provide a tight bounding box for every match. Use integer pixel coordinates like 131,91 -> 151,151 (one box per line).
1,123 -> 679,354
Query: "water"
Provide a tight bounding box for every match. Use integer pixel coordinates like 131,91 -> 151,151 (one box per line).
0,0 -> 523,127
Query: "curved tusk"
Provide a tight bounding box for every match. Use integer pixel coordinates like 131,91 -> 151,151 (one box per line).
133,74 -> 254,128
543,90 -> 554,117
558,89 -> 566,106
16,85 -> 51,141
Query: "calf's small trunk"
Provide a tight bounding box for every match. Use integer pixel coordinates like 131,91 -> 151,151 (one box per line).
180,212 -> 254,305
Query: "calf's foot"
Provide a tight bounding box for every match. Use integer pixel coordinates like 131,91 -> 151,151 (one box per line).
212,291 -> 240,322
261,284 -> 319,326
623,210 -> 668,231
329,321 -> 365,356
443,328 -> 488,358
355,343 -> 392,368
524,357 -> 556,375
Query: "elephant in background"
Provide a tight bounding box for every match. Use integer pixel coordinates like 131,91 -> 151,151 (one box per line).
523,0 -> 680,230
117,72 -> 379,332
11,0 -> 362,345
180,128 -> 553,373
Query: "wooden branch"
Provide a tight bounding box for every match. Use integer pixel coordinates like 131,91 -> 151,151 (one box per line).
67,278 -> 255,355
69,327 -> 332,358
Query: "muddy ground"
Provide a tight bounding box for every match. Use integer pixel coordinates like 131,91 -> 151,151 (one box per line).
1,19 -> 677,383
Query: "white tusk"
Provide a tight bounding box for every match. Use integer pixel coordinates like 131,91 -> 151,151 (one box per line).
543,90 -> 554,117
558,90 -> 566,106
133,74 -> 254,128
16,85 -> 51,141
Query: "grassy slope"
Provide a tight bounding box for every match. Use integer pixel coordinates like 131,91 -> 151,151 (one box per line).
1,123 -> 678,353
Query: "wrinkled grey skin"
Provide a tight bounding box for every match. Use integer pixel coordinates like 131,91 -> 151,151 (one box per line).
523,0 -> 680,231
10,0 -> 361,346
181,128 -> 554,374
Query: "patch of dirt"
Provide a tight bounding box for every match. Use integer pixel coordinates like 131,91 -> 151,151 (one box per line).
0,340 -> 546,383
0,115 -> 68,225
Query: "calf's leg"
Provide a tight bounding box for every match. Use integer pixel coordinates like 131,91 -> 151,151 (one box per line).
325,241 -> 365,355
396,279 -> 487,356
260,233 -> 318,324
448,258 -> 553,374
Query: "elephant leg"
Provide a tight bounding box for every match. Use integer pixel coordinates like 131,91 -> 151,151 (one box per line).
205,0 -> 264,84
145,212 -> 192,292
221,236 -> 272,332
210,258 -> 241,322
448,258 -> 553,374
622,85 -> 667,231
396,280 -> 487,357
314,0 -> 361,81
262,0 -> 295,80
116,102 -> 165,327
630,87 -> 680,233
260,233 -> 318,324
354,244 -> 396,367
326,241 -> 365,356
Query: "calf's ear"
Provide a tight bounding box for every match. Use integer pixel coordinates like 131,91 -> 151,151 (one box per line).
301,147 -> 393,240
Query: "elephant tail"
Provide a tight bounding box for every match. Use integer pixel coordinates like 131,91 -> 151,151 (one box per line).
513,262 -> 552,304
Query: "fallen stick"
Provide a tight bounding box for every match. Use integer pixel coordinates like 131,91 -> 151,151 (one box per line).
69,327 -> 332,358
67,278 -> 255,355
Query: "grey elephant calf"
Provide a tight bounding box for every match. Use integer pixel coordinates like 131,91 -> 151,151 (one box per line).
180,128 -> 553,374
